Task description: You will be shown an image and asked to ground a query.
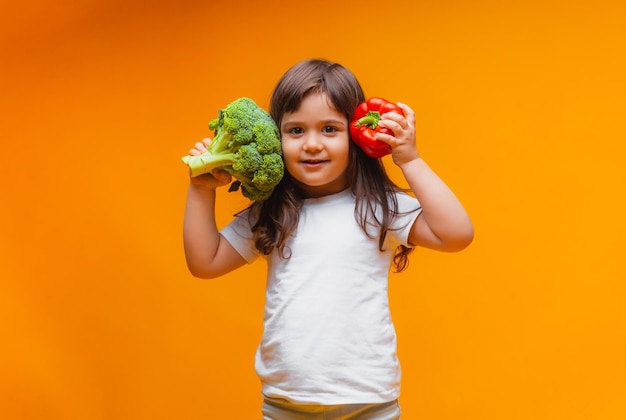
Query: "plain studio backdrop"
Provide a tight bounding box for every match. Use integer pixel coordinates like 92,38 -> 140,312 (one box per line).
1,0 -> 625,418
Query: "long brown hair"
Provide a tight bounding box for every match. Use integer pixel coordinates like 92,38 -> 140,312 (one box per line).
245,58 -> 414,271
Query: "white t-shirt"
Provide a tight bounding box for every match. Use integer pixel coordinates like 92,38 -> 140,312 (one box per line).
221,189 -> 421,405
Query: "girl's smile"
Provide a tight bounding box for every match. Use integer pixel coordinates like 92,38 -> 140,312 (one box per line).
280,93 -> 350,198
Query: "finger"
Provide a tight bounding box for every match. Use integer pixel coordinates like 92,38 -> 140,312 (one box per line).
374,131 -> 396,146
189,141 -> 206,156
396,102 -> 417,126
380,111 -> 405,125
380,111 -> 410,134
378,119 -> 405,137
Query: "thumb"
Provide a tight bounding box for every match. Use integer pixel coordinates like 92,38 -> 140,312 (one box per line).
211,168 -> 233,184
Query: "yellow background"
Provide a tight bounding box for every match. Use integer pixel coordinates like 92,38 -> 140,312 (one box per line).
2,0 -> 625,418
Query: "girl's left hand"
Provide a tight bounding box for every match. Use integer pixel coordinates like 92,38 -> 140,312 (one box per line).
375,102 -> 420,167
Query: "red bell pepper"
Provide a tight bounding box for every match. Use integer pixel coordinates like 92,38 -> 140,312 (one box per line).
350,97 -> 405,158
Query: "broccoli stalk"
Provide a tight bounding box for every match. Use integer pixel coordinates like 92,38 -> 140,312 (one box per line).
181,97 -> 284,201
181,138 -> 237,178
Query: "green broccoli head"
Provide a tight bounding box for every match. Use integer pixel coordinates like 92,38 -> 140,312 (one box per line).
254,154 -> 284,191
181,97 -> 284,201
229,143 -> 263,176
253,123 -> 283,155
208,97 -> 277,152
225,147 -> 284,201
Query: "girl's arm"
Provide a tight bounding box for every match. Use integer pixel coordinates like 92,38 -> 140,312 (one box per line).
377,104 -> 474,252
183,139 -> 248,278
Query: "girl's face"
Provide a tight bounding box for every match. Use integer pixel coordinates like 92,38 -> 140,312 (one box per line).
280,92 -> 350,198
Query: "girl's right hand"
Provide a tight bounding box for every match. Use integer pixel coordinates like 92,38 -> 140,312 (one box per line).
187,138 -> 232,190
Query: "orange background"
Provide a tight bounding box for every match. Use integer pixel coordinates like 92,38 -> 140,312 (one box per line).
2,0 -> 625,418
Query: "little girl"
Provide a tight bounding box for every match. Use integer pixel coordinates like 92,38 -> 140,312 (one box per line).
183,59 -> 474,419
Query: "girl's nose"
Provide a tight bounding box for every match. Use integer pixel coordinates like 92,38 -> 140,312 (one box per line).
303,133 -> 324,152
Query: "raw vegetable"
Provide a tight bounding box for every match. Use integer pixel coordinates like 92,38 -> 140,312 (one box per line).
181,97 -> 284,201
350,97 -> 405,158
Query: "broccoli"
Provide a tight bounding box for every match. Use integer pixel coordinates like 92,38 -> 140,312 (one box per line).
181,97 -> 284,201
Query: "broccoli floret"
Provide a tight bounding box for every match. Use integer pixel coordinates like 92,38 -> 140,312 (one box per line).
181,97 -> 284,201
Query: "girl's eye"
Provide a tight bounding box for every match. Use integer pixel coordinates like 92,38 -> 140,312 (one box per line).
289,127 -> 303,135
323,126 -> 337,133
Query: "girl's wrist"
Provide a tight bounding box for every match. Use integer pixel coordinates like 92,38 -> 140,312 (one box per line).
188,180 -> 218,197
398,156 -> 427,173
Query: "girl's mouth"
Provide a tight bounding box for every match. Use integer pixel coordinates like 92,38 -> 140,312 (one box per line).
302,159 -> 327,163
301,159 -> 329,166
300,159 -> 330,171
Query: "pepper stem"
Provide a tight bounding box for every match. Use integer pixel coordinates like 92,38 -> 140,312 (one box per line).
354,111 -> 381,129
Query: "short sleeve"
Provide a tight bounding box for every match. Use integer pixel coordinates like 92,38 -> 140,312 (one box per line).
389,192 -> 422,247
220,212 -> 260,264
